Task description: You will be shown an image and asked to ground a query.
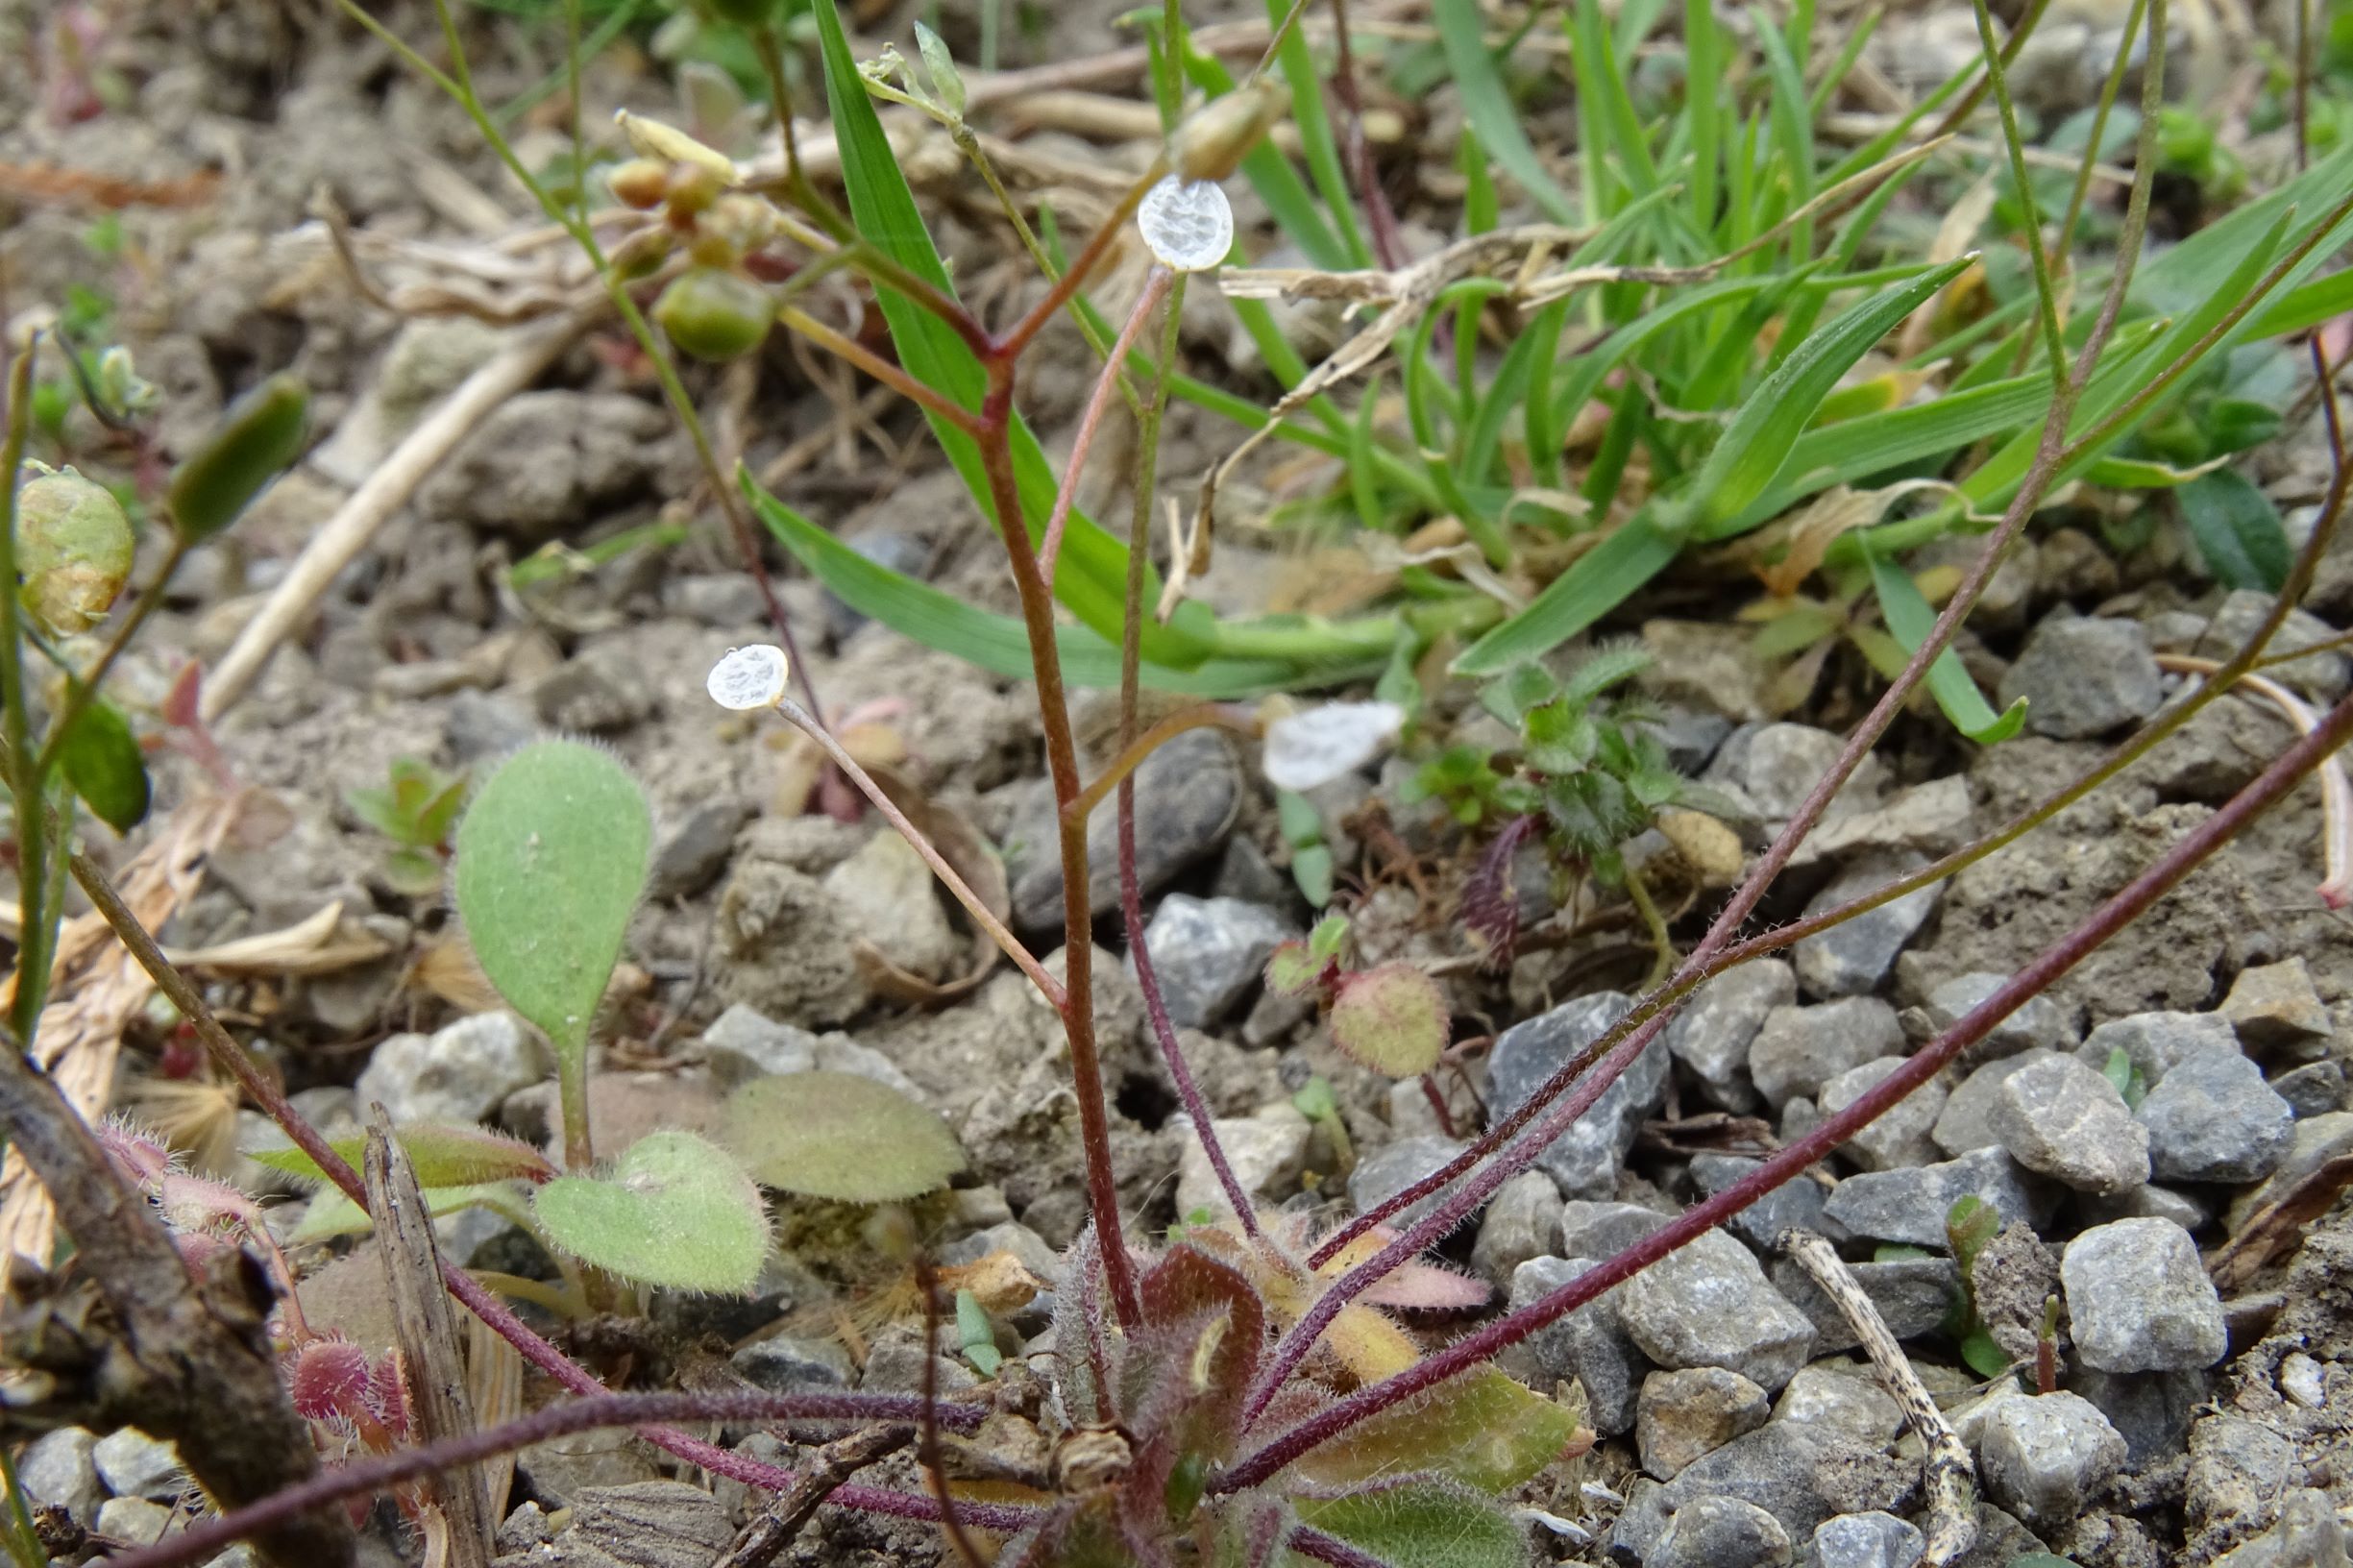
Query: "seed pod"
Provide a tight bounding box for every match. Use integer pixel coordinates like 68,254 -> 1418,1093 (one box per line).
1138,176 -> 1235,273
607,158 -> 672,209
16,463 -> 133,636
165,373 -> 308,544
1169,79 -> 1282,184
654,266 -> 773,362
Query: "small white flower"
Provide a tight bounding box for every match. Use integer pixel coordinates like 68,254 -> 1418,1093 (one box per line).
1262,701 -> 1407,792
707,644 -> 790,711
1138,175 -> 1235,273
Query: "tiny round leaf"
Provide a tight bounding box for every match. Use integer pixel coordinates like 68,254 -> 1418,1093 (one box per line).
1329,963 -> 1449,1078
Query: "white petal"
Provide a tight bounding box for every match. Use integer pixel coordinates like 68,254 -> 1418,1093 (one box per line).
1138,176 -> 1235,273
1262,701 -> 1407,792
707,644 -> 791,710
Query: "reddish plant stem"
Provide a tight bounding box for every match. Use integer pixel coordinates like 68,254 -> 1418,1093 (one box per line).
1288,1527 -> 1390,1568
1108,267 -> 1260,1237
1324,0 -> 1408,270
1042,266 -> 1173,583
993,172 -> 1160,363
973,354 -> 1143,1328
104,1389 -> 1010,1568
1068,705 -> 1257,824
1225,683 -> 2353,1490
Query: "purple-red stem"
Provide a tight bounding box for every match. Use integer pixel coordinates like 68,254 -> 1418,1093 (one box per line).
1042,266 -> 1173,584
1223,680 -> 2353,1489
1288,1527 -> 1392,1568
104,1389 -> 1008,1568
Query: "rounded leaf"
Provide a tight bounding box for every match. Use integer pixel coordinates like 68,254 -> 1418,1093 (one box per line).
533,1131 -> 769,1294
1329,963 -> 1449,1077
17,465 -> 132,636
1138,176 -> 1234,273
166,373 -> 308,543
654,265 -> 772,362
721,1071 -> 965,1202
706,643 -> 790,710
58,699 -> 149,832
1264,941 -> 1325,999
453,740 -> 651,1056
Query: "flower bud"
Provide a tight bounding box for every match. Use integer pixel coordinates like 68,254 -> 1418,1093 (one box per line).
1169,79 -> 1283,184
607,158 -> 672,209
654,265 -> 773,362
16,463 -> 133,636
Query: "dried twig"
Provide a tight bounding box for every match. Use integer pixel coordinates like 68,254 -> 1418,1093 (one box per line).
365,1108 -> 494,1568
202,311 -> 591,721
711,1424 -> 917,1568
2208,1153 -> 2353,1294
1780,1229 -> 1975,1567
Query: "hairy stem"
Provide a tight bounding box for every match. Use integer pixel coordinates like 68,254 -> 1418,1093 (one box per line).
1228,683 -> 2353,1489
772,695 -> 1063,1007
104,1389 -> 999,1568
993,171 -> 1162,362
776,305 -> 991,434
1042,266 -> 1173,583
975,356 -> 1142,1326
1066,705 -> 1258,826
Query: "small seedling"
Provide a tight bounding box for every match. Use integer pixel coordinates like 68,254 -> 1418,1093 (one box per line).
344,757 -> 467,896
533,1131 -> 771,1295
1945,1193 -> 2012,1381
1267,915 -> 1450,1079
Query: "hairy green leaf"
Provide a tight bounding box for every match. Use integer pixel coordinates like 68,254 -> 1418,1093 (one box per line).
534,1131 -> 770,1293
2178,469 -> 2291,592
1294,1476 -> 1529,1568
721,1071 -> 966,1202
292,1182 -> 527,1245
1329,964 -> 1450,1077
1295,1363 -> 1581,1494
453,739 -> 651,1059
252,1123 -> 556,1189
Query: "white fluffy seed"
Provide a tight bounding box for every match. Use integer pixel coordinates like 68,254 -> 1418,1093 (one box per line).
707,644 -> 790,710
1138,175 -> 1235,273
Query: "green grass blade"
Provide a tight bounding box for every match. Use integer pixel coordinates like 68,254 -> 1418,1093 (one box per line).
1569,0 -> 1661,199
811,1 -> 1213,668
1864,541 -> 2028,742
1435,0 -> 1580,224
1685,0 -> 1721,227
1677,257 -> 1973,535
1266,0 -> 1370,266
1452,511 -> 1682,674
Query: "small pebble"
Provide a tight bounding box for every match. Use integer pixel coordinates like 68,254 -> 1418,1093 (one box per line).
2062,1218 -> 2228,1372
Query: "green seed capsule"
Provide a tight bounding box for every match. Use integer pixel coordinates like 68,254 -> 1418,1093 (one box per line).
166,373 -> 308,543
653,266 -> 772,362
16,464 -> 134,636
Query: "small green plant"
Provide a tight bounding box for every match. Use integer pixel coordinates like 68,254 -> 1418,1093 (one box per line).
1944,1193 -> 2012,1381
344,757 -> 468,896
719,1070 -> 966,1203
1267,914 -> 1451,1078
532,1130 -> 770,1294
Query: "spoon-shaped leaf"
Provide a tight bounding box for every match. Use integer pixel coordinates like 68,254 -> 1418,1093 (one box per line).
533,1131 -> 769,1294
721,1072 -> 966,1203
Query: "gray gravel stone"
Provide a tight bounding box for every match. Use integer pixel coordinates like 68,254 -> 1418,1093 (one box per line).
1772,1360 -> 1904,1449
2271,1060 -> 2345,1118
1820,1055 -> 1947,1170
2195,590 -> 2350,702
1651,1495 -> 1793,1568
2220,958 -> 2336,1053
730,1335 -> 853,1395
1503,1255 -> 1646,1436
699,1004 -> 819,1087
1750,999 -> 1907,1110
822,830 -> 962,983
530,644 -> 653,733
1978,1391 -> 2127,1529
2063,1218 -> 2228,1372
1934,1050 -> 2057,1157
2077,1010 -> 2240,1087
1915,971 -> 2075,1061
92,1428 -> 183,1503
355,1011 -> 548,1126
1703,723 -> 1885,822
1558,1199 -> 1671,1259
1991,1053 -> 2150,1194
1616,1229 -> 1816,1391
2228,1112 -> 2353,1232
1810,1512 -> 1925,1568
1010,729 -> 1240,927
1131,894 -> 1293,1029
1772,1257 -> 1962,1354
1690,1153 -> 1842,1257
1998,616 -> 2163,738
2071,1366 -> 2208,1464
1664,961 -> 1795,1111
1344,1133 -> 1466,1233
2080,1182 -> 2213,1233
1794,853 -> 1944,999
1822,1147 -> 2055,1247
18,1427 -> 101,1526
1181,1106 -> 1311,1222
2137,1043 -> 2296,1184
1638,1366 -> 1771,1480
420,389 -> 676,543
1471,1170 -> 1562,1286
647,798 -> 750,900
96,1496 -> 173,1546
1486,992 -> 1667,1197
1609,1423 -> 1914,1566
